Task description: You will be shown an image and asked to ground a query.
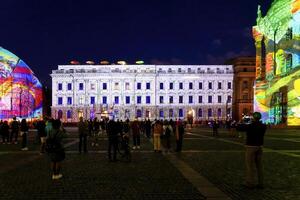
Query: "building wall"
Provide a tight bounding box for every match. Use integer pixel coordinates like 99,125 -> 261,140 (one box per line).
50,64 -> 233,122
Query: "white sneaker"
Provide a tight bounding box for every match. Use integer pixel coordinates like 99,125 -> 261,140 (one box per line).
137,146 -> 140,149
57,174 -> 63,179
52,174 -> 57,180
132,146 -> 136,150
21,147 -> 29,151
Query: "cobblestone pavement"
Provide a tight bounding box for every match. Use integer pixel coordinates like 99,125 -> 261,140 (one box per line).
1,127 -> 300,199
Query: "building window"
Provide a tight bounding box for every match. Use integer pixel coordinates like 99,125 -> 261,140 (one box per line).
125,82 -> 130,90
199,82 -> 202,89
169,82 -> 174,90
159,96 -> 164,104
169,96 -> 173,104
90,83 -> 96,90
208,108 -> 212,118
218,82 -> 222,89
102,96 -> 107,104
208,82 -> 213,89
126,96 -> 130,104
90,96 -> 95,105
146,110 -> 150,118
137,82 -> 141,90
242,81 -> 248,89
136,109 -> 142,118
58,97 -> 63,105
198,109 -> 202,117
179,109 -> 183,118
137,96 -> 142,104
178,68 -> 182,72
189,82 -> 193,90
179,82 -> 183,89
160,82 -> 164,90
58,110 -> 63,119
67,97 -> 72,105
67,110 -> 72,119
79,83 -> 84,90
227,82 -> 232,89
189,96 -> 193,104
114,96 -> 119,104
198,96 -> 203,103
159,109 -> 164,118
227,95 -> 232,103
103,83 -> 107,90
67,83 -> 72,90
58,83 -> 62,91
146,82 -> 151,90
114,82 -> 120,90
218,95 -> 222,103
208,96 -> 213,103
217,108 -> 222,117
179,96 -> 183,104
169,109 -> 174,118
146,96 -> 151,104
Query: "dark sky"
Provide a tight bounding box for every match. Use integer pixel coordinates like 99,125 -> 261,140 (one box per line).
0,0 -> 273,86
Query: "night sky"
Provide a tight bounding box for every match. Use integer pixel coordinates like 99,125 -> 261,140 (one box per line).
0,0 -> 273,86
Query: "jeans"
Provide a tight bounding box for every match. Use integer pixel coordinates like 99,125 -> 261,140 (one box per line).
245,146 -> 263,186
133,135 -> 140,146
108,138 -> 118,161
10,130 -> 18,143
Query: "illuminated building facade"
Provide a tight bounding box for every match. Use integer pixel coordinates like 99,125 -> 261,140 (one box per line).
51,64 -> 233,122
230,57 -> 256,121
253,0 -> 300,126
0,47 -> 43,120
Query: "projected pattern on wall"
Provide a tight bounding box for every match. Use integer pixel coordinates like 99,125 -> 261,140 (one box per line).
0,47 -> 42,120
253,0 -> 300,126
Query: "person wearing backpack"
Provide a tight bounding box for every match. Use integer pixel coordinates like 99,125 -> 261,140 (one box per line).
46,119 -> 67,180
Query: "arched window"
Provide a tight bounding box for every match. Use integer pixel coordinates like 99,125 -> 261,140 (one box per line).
198,108 -> 202,117
67,110 -> 72,119
159,109 -> 164,118
58,110 -> 63,119
136,109 -> 142,118
179,109 -> 183,118
217,108 -> 222,117
208,108 -> 212,118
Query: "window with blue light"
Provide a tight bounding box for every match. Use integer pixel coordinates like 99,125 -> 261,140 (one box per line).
208,96 -> 213,103
189,82 -> 193,90
179,96 -> 183,104
137,96 -> 141,104
146,96 -> 151,104
160,83 -> 164,90
228,82 -> 232,89
169,96 -> 173,104
103,83 -> 107,90
159,109 -> 164,118
137,82 -> 141,90
208,108 -> 212,117
179,82 -> 183,89
159,96 -> 164,104
126,96 -> 130,104
103,96 -> 107,104
58,83 -> 62,91
91,96 -> 95,104
218,96 -> 222,103
79,83 -> 84,90
198,96 -> 203,103
179,109 -> 183,117
189,96 -> 193,104
114,96 -> 119,104
146,82 -> 150,90
67,83 -> 72,90
199,82 -> 202,89
169,83 -> 173,90
67,97 -> 72,105
58,97 -> 63,105
208,82 -> 213,89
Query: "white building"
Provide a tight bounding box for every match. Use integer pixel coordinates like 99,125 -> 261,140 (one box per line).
50,64 -> 233,122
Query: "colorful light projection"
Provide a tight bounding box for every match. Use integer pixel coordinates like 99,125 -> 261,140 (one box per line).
253,0 -> 300,125
0,47 -> 42,120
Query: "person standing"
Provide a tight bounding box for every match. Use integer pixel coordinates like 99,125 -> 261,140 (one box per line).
20,119 -> 29,151
78,117 -> 88,154
175,120 -> 185,152
162,120 -> 173,153
10,117 -> 19,144
237,112 -> 266,189
152,120 -> 163,152
1,121 -> 9,144
131,118 -> 140,150
37,119 -> 47,154
107,119 -> 118,162
212,119 -> 219,137
145,119 -> 152,139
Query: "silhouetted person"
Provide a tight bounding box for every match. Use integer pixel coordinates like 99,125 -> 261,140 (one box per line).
212,120 -> 219,137
175,120 -> 185,152
1,121 -> 9,144
78,117 -> 88,153
37,119 -> 46,154
20,119 -> 29,151
107,119 -> 118,162
10,117 -> 19,144
131,119 -> 140,149
237,112 -> 266,189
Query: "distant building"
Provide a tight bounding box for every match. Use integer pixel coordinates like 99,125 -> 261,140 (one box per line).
50,64 -> 233,122
0,47 -> 43,120
253,1 -> 300,126
229,57 -> 256,121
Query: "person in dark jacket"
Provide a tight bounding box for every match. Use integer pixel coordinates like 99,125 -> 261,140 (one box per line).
10,117 -> 19,144
237,112 -> 266,189
78,117 -> 88,153
1,121 -> 9,144
20,119 -> 29,151
145,119 -> 152,139
37,119 -> 47,154
131,119 -> 140,150
107,119 -> 118,162
175,120 -> 185,152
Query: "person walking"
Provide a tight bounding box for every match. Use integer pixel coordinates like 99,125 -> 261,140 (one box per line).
175,120 -> 185,152
107,119 -> 118,162
131,118 -> 140,150
152,120 -> 163,152
37,119 -> 47,154
237,112 -> 267,189
46,119 -> 67,180
10,117 -> 19,144
78,117 -> 88,154
20,119 -> 29,151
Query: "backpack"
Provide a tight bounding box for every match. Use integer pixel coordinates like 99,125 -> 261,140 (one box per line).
165,126 -> 171,137
45,131 -> 62,153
